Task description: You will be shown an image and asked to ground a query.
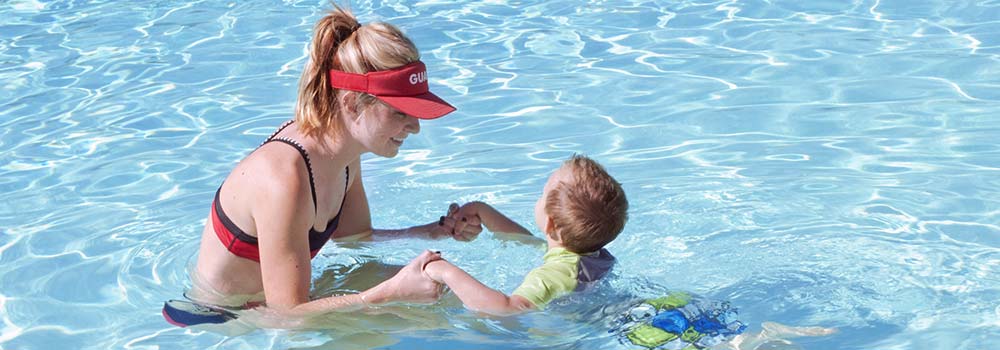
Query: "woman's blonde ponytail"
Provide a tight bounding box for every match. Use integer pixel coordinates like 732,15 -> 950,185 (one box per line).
295,5 -> 422,138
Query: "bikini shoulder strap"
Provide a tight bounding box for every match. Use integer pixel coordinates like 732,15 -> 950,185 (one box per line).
261,137 -> 319,214
262,119 -> 296,145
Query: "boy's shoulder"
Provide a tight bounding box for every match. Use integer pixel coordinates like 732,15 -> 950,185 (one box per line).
576,248 -> 615,284
537,247 -> 616,287
514,248 -> 617,310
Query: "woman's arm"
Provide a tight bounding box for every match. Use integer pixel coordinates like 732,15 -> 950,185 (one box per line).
423,260 -> 536,316
245,250 -> 445,328
250,156 -> 443,318
332,160 -> 465,240
252,152 -> 323,311
267,250 -> 445,318
255,167 -> 444,317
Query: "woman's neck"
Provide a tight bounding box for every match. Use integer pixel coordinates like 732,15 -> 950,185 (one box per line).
306,127 -> 365,169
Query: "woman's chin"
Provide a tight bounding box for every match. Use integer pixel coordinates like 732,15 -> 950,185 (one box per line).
374,148 -> 400,158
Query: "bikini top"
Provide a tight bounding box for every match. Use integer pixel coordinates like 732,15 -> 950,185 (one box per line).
211,120 -> 348,262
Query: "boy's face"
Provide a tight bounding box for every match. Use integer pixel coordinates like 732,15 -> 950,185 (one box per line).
534,164 -> 573,235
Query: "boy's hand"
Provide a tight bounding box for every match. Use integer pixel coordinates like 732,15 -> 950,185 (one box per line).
441,202 -> 484,242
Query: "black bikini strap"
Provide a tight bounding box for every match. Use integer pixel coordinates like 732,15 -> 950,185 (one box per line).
263,119 -> 296,145
260,120 -> 352,217
264,138 -> 319,214
338,166 -> 350,213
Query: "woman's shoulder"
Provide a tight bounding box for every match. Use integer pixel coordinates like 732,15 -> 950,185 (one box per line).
233,143 -> 312,195
251,140 -> 307,164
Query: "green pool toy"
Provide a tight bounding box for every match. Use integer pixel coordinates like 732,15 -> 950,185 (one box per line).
626,324 -> 678,348
645,292 -> 691,310
680,326 -> 704,343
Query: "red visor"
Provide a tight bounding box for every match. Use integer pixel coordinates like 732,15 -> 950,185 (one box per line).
329,61 -> 456,119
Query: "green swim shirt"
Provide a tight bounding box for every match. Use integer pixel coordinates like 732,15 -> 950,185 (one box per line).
512,247 -> 615,309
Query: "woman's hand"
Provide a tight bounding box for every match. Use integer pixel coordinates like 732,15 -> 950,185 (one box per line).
365,250 -> 446,305
422,259 -> 450,284
440,202 -> 484,242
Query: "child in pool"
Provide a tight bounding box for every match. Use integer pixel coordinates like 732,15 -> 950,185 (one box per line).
424,154 -> 628,316
425,154 -> 837,349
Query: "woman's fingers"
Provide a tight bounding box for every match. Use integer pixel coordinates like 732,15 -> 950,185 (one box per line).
439,215 -> 458,231
442,215 -> 482,241
463,223 -> 483,241
464,214 -> 482,227
375,251 -> 447,304
415,249 -> 443,270
456,213 -> 482,241
452,217 -> 467,239
440,202 -> 484,242
441,215 -> 473,241
409,251 -> 446,303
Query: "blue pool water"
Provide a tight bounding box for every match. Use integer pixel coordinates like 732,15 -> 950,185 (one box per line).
2,0 -> 999,349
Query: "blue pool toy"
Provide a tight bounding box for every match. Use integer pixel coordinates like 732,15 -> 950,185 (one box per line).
616,292 -> 747,349
651,309 -> 689,334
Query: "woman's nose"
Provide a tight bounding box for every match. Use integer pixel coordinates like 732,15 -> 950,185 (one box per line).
407,116 -> 420,134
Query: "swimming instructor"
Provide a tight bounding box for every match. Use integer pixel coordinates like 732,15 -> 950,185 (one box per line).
185,6 -> 480,317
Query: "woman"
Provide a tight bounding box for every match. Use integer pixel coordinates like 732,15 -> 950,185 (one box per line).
178,6 -> 482,321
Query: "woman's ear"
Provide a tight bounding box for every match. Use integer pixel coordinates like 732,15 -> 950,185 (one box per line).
340,92 -> 361,120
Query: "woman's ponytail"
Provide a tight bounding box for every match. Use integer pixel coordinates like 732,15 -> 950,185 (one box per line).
295,5 -> 360,137
295,4 -> 420,138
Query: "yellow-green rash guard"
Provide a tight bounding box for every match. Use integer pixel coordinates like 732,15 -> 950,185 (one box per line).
512,247 -> 615,310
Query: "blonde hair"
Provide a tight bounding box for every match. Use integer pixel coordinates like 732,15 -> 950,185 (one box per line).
295,5 -> 420,138
545,154 -> 629,254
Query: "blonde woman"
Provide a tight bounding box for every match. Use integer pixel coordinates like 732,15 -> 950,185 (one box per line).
164,6 -> 480,327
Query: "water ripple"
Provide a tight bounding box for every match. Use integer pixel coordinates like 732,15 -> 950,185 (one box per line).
2,0 -> 1000,349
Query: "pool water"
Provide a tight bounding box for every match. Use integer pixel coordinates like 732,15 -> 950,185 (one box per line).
2,0 -> 999,349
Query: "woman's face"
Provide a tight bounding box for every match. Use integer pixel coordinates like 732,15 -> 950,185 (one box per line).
354,101 -> 420,158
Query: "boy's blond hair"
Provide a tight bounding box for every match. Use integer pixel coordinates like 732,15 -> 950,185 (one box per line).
545,154 -> 628,253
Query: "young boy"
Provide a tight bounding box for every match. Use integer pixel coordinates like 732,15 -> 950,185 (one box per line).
424,154 -> 628,316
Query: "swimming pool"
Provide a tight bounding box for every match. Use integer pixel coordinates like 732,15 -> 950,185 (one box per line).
2,0 -> 998,348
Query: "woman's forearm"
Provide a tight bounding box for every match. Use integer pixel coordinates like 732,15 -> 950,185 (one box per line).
243,288 -> 382,329
277,283 -> 388,316
289,291 -> 371,315
370,222 -> 447,240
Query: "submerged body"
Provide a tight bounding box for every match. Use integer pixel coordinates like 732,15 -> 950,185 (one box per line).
176,6 -> 481,324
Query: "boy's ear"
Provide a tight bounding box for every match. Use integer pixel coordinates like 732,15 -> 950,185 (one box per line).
546,217 -> 562,242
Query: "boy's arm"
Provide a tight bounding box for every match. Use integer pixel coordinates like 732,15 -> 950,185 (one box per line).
424,260 -> 537,316
462,201 -> 532,236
